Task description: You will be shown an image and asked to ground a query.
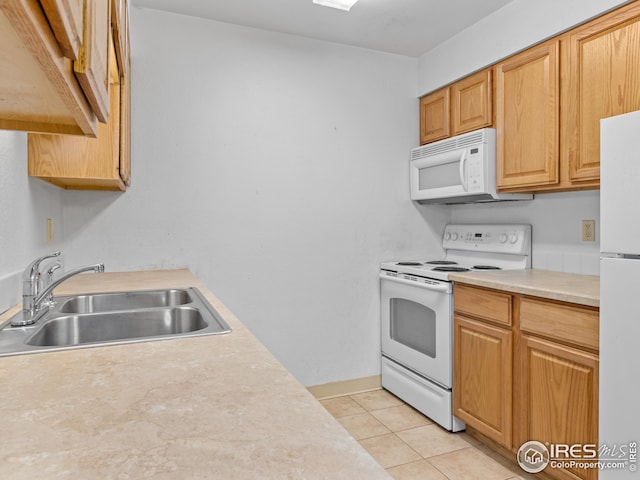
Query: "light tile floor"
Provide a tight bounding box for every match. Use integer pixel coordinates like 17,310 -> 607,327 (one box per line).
321,389 -> 533,480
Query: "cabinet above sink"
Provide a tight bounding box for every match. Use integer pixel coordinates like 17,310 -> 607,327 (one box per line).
0,0 -> 132,191
0,0 -> 104,136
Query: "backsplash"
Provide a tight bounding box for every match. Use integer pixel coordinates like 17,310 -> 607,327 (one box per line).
447,189 -> 601,276
532,250 -> 600,276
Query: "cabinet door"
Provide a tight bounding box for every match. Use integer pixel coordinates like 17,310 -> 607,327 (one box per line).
451,69 -> 492,136
561,2 -> 640,183
0,2 -> 96,135
111,0 -> 129,71
28,35 -> 126,191
520,335 -> 598,480
454,315 -> 512,448
118,46 -> 131,186
419,88 -> 450,145
74,0 -> 111,122
495,40 -> 559,190
40,0 -> 83,60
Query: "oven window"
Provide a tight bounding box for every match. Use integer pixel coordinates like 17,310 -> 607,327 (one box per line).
390,298 -> 436,358
418,161 -> 460,190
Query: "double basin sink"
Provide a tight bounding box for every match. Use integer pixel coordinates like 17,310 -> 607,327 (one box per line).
0,287 -> 231,356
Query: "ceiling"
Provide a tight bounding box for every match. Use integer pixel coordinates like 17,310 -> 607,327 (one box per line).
131,0 -> 514,57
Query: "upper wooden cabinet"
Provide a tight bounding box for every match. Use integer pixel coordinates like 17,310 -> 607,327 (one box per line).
421,1 -> 640,193
419,88 -> 450,144
0,0 -> 113,132
451,70 -> 493,138
495,40 -> 560,190
561,1 -> 640,185
419,69 -> 492,145
74,0 -> 111,123
496,2 -> 640,193
40,0 -> 84,60
28,0 -> 131,191
0,0 -> 97,135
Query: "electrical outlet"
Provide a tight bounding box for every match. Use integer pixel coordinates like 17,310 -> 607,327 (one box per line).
582,220 -> 596,242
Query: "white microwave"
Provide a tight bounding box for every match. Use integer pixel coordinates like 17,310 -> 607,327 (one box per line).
409,128 -> 532,204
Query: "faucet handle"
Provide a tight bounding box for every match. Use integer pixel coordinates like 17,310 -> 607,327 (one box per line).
23,251 -> 62,281
45,262 -> 62,304
47,262 -> 63,283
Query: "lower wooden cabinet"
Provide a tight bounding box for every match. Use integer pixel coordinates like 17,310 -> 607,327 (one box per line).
519,334 -> 599,480
453,283 -> 599,480
454,315 -> 512,448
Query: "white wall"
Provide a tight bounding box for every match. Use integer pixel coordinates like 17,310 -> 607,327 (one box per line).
62,7 -> 449,386
0,131 -> 64,313
417,0 -> 629,275
418,0 -> 632,94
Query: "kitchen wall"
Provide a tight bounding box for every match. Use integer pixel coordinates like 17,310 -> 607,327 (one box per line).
0,131 -> 64,313
61,7 -> 449,386
417,0 -> 630,276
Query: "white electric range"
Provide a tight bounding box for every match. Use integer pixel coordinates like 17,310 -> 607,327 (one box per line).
379,224 -> 531,431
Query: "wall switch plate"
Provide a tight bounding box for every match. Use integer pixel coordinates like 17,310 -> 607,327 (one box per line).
582,219 -> 596,242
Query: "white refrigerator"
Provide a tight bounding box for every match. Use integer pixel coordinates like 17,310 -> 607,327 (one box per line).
600,109 -> 640,479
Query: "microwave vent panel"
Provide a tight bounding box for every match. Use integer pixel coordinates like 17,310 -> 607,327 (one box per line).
411,129 -> 487,160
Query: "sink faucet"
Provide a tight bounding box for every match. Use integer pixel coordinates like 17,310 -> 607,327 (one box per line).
13,252 -> 105,327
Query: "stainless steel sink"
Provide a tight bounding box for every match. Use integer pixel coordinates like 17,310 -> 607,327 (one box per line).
0,287 -> 231,356
58,289 -> 192,313
27,307 -> 207,347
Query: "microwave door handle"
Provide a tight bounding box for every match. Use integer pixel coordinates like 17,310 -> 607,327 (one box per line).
458,150 -> 468,191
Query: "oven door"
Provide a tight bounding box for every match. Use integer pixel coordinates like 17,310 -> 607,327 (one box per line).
380,272 -> 452,388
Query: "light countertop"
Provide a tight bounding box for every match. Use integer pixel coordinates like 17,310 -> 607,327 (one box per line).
449,269 -> 600,307
0,269 -> 389,479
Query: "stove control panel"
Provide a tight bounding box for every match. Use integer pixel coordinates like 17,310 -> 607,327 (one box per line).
442,224 -> 531,255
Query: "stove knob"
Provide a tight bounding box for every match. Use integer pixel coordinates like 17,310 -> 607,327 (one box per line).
444,232 -> 451,241
509,233 -> 518,244
500,234 -> 508,243
451,232 -> 459,241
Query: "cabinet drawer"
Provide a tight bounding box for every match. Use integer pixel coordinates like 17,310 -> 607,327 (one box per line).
454,284 -> 512,326
520,297 -> 599,350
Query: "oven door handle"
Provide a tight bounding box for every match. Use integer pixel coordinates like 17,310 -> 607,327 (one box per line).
379,273 -> 451,293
